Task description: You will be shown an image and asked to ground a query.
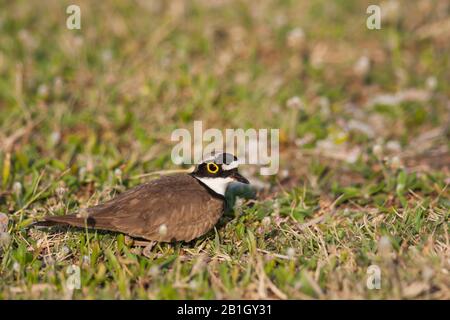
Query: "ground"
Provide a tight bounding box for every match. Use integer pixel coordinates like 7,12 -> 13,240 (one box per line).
0,0 -> 449,299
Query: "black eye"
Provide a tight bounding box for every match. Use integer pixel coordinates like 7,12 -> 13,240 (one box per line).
207,163 -> 219,174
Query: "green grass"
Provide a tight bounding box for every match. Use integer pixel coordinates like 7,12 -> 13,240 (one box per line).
0,0 -> 449,299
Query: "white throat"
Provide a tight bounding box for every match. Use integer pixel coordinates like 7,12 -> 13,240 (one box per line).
196,177 -> 234,196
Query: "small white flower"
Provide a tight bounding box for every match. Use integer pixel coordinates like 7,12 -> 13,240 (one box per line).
37,84 -> 49,97
189,280 -> 199,290
79,167 -> 87,180
13,262 -> 20,272
61,246 -> 70,256
262,216 -> 271,227
426,76 -> 437,90
286,247 -> 296,259
12,182 -> 22,197
148,265 -> 160,277
50,131 -> 61,145
353,56 -> 370,76
396,183 -> 405,193
287,27 -> 305,49
286,96 -> 302,109
389,156 -> 402,171
56,186 -> 67,200
76,208 -> 89,219
272,200 -> 280,216
114,168 -> 122,179
82,255 -> 90,265
345,147 -> 361,164
373,144 -> 383,158
378,236 -> 392,255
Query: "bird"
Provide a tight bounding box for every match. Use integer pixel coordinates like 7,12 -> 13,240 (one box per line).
33,153 -> 250,242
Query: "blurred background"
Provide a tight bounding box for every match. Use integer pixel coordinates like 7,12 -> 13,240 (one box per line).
0,0 -> 448,299
1,0 -> 448,176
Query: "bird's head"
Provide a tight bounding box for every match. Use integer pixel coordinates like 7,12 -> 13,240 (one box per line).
191,153 -> 249,196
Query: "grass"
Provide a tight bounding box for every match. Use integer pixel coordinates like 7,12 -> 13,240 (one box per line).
0,0 -> 449,299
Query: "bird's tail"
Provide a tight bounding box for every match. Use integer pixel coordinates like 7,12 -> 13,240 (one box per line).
32,215 -> 93,229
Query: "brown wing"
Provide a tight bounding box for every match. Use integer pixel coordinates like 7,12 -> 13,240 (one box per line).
40,174 -> 224,242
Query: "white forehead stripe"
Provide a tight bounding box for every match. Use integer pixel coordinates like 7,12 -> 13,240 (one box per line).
201,154 -> 239,169
202,155 -> 216,162
222,160 -> 239,170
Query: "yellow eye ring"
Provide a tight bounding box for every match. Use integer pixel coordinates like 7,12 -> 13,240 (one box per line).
207,163 -> 219,174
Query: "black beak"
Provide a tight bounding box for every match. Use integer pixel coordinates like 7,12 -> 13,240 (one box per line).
232,171 -> 250,184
